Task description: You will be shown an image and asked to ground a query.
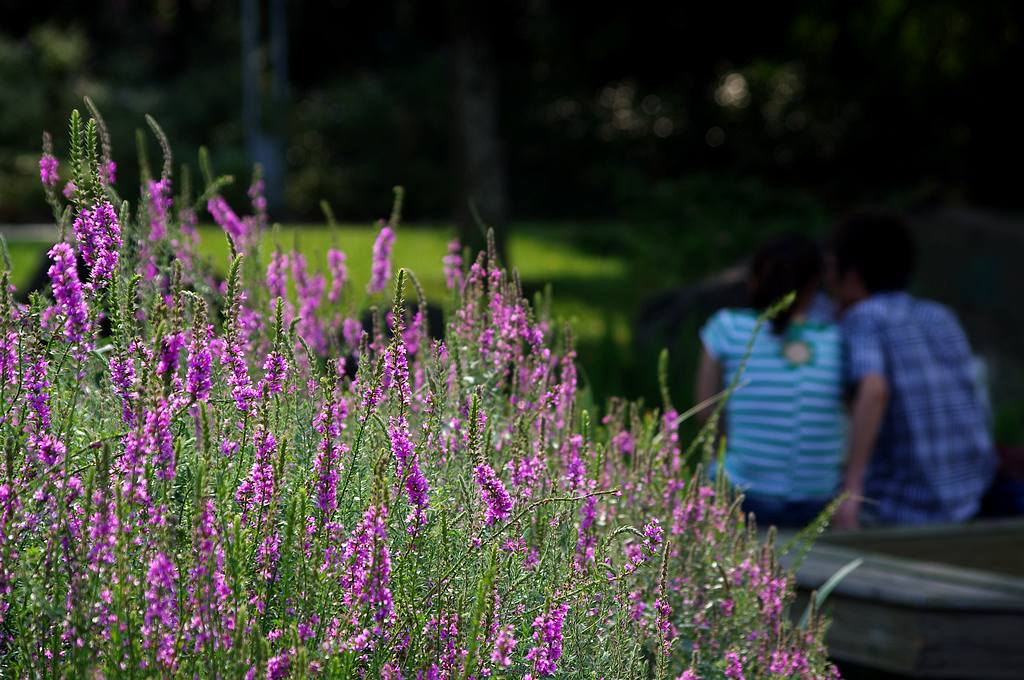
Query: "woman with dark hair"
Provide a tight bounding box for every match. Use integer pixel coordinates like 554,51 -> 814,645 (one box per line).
695,233 -> 845,527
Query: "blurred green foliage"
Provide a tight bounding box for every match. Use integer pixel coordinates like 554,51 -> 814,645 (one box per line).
0,26 -> 89,218
617,173 -> 828,286
4,2 -> 1024,223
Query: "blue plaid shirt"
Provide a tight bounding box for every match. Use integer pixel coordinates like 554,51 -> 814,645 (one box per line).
841,292 -> 996,524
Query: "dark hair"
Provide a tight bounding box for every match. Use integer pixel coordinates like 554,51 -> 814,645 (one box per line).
831,209 -> 915,293
750,232 -> 823,334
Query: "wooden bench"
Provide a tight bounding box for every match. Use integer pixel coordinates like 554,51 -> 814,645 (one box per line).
780,519 -> 1024,679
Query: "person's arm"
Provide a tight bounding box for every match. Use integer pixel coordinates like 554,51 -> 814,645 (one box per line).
694,346 -> 723,425
834,372 -> 888,529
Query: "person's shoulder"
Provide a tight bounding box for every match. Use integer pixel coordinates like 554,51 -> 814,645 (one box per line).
806,291 -> 838,325
842,291 -> 924,326
706,307 -> 757,330
701,308 -> 758,357
847,294 -> 891,317
910,297 -> 970,343
803,319 -> 841,339
839,297 -> 884,332
911,297 -> 960,325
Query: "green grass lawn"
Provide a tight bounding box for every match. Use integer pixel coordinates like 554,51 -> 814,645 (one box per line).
2,222 -> 641,394
5,223 -> 627,302
195,223 -> 633,348
4,221 -> 725,414
4,240 -> 47,290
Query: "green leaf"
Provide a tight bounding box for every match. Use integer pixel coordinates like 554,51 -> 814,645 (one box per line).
145,113 -> 173,181
799,557 -> 863,629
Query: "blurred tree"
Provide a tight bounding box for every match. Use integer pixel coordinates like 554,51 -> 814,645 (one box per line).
449,0 -> 509,258
241,0 -> 288,212
2,0 -> 1024,226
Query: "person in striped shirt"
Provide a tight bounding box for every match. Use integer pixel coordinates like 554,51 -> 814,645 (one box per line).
696,233 -> 845,527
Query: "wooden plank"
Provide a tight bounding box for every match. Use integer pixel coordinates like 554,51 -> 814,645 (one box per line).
797,592 -> 1024,679
821,519 -> 1024,578
785,529 -> 1024,678
822,518 -> 1024,546
784,543 -> 1024,611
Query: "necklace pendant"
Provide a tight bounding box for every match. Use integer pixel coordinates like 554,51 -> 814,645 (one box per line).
782,339 -> 813,366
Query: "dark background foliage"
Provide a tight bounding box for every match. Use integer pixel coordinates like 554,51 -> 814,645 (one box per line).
3,1 -> 1024,223
1,0 -> 1022,436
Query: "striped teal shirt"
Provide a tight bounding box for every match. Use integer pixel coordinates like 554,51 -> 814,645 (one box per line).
700,309 -> 846,500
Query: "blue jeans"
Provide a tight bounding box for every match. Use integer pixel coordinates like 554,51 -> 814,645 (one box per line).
741,492 -> 831,528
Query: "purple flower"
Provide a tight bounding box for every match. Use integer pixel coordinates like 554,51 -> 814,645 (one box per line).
72,201 -> 122,285
143,552 -> 179,669
525,602 -> 570,676
383,341 -> 411,405
662,408 -> 682,474
258,351 -> 288,399
256,531 -> 281,582
574,495 -> 597,571
562,434 -> 586,492
187,499 -> 232,653
266,652 -> 290,679
208,196 -> 246,243
327,248 -> 348,304
342,317 -> 363,350
672,485 -> 716,536
109,354 -> 139,424
0,331 -> 18,387
266,251 -> 289,301
62,181 -> 76,199
157,332 -> 185,375
676,670 -> 699,680
507,453 -> 544,499
187,325 -> 212,402
248,175 -> 268,231
119,409 -> 176,516
474,462 -> 513,526
39,153 -> 59,187
292,252 -> 326,355
147,178 -> 173,241
30,432 -> 65,467
389,417 -> 429,531
236,427 -> 276,525
612,430 -> 635,456
103,160 -> 117,185
643,518 -> 664,547
622,518 -> 663,575
655,592 -> 674,651
756,573 -> 787,628
351,504 -> 393,625
443,239 -> 462,290
331,504 -> 394,647
312,399 -> 348,516
358,375 -> 384,427
24,355 -> 51,430
145,398 -> 175,480
401,310 -> 423,355
367,224 -> 396,294
490,625 -> 517,667
223,333 -> 257,412
769,650 -> 794,676
724,651 -> 745,680
46,243 -> 89,344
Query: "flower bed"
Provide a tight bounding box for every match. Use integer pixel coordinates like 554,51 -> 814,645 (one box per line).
0,107 -> 838,678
